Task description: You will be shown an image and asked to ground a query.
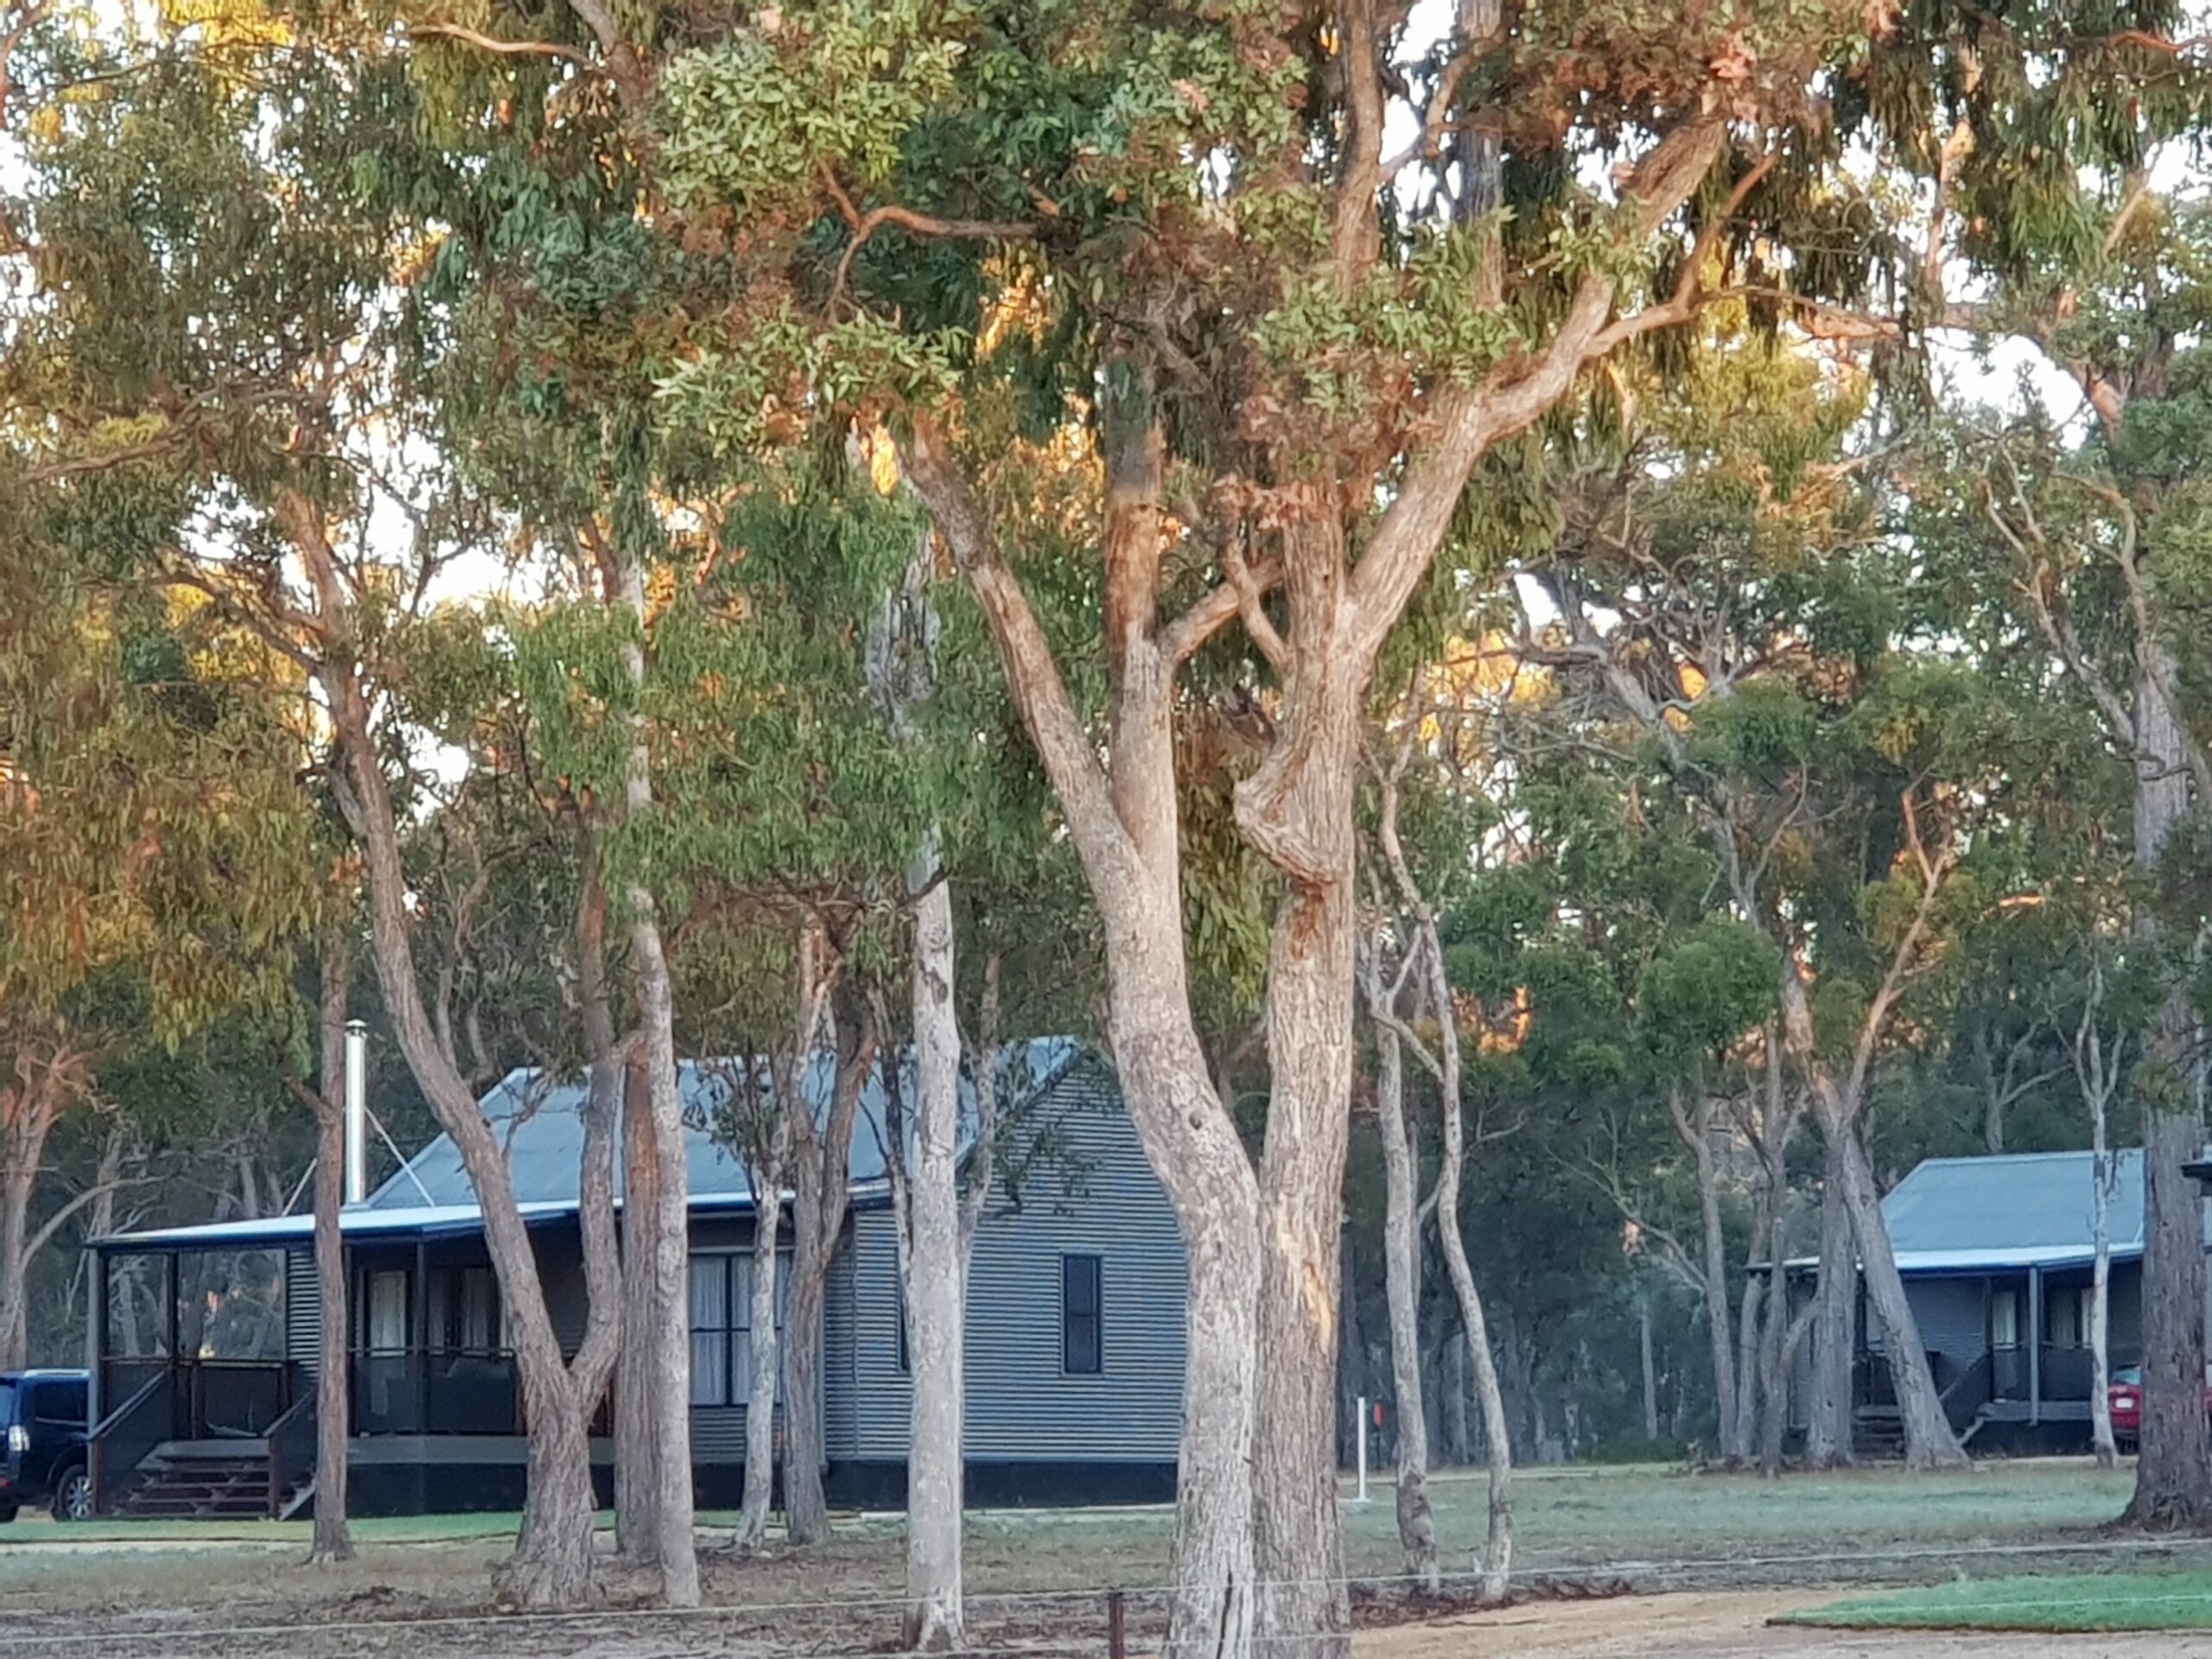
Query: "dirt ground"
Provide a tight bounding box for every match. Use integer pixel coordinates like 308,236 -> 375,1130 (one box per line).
1365,1592 -> 2212,1657
9,1586 -> 2212,1659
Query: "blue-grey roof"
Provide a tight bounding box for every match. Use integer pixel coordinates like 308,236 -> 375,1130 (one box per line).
92,1038 -> 1090,1251
1878,1149 -> 2157,1274
369,1037 -> 1085,1211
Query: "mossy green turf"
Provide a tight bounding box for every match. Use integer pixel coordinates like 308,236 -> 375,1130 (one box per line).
0,1459 -> 2137,1572
1786,1569 -> 2212,1633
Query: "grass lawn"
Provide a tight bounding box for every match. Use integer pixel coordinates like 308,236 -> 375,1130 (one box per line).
1783,1568 -> 2212,1633
0,1460 -> 2147,1625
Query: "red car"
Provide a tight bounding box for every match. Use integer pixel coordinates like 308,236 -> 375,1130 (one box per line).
2107,1366 -> 2212,1446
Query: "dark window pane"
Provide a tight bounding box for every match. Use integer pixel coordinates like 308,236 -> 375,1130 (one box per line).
1062,1255 -> 1103,1375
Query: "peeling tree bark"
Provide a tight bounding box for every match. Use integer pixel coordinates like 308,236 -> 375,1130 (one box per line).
1805,1139 -> 1857,1468
616,1058 -> 664,1567
308,928 -> 353,1565
1367,1001 -> 1437,1592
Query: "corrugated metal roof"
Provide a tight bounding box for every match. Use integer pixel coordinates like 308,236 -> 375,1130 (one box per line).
99,1201 -> 582,1250
94,1038 -> 1087,1252
1879,1148 -> 2150,1273
371,1038 -> 1079,1211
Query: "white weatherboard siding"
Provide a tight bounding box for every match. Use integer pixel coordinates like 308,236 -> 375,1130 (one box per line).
842,1059 -> 1189,1465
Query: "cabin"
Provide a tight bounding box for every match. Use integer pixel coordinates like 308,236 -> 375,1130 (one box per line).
82,1039 -> 1188,1517
1789,1148 -> 2212,1456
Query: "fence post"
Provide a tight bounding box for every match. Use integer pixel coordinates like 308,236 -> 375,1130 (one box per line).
1107,1587 -> 1126,1659
1355,1395 -> 1369,1503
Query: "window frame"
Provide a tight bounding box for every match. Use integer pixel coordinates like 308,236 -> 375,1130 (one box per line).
1060,1253 -> 1103,1376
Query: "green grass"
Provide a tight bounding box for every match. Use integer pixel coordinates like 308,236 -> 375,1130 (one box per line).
1783,1568 -> 2212,1633
1340,1460 -> 2136,1570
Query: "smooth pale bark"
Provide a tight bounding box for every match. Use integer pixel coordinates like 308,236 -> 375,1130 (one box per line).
2091,1149 -> 2118,1469
615,1058 -> 664,1567
1374,760 -> 1512,1601
902,870 -> 968,1649
1639,1293 -> 1659,1443
1804,1147 -> 1857,1468
296,512 -> 624,1608
1669,1088 -> 1740,1463
785,1003 -> 875,1543
614,559 -> 700,1607
1370,1018 -> 1437,1592
2126,659 -> 2212,1526
308,931 -> 353,1564
905,405 -> 1264,1659
1827,1115 -> 1965,1466
0,1052 -> 67,1371
735,1141 -> 785,1548
2077,971 -> 2126,1471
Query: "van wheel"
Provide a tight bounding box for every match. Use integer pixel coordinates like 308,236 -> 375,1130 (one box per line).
51,1468 -> 91,1522
0,1505 -> 18,1523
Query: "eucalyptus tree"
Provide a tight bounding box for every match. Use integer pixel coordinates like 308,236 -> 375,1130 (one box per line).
577,8 -> 1870,1649
1816,3 -> 2212,1522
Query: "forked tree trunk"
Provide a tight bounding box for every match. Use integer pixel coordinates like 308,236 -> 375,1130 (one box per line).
616,1059 -> 664,1567
1805,1149 -> 1857,1468
320,671 -> 604,1606
614,557 -> 701,1607
308,931 -> 354,1564
1370,1018 -> 1437,1592
903,869 -> 968,1649
736,1160 -> 785,1547
785,1001 -> 875,1543
1669,1088 -> 1739,1463
1374,762 -> 1512,1601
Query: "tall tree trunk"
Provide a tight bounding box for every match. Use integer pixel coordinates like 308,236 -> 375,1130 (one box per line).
1732,1274 -> 1764,1460
308,929 -> 354,1564
1370,1018 -> 1437,1592
2091,1147 -> 2118,1469
736,1157 -> 785,1548
1826,1115 -> 1965,1467
1669,1089 -> 1738,1463
614,556 -> 700,1607
1441,1327 -> 1469,1466
906,410 -> 1265,1659
903,868 -> 969,1649
2126,658 -> 2212,1526
785,996 -> 875,1544
0,1062 -> 61,1373
616,1058 -> 664,1567
328,709 -> 594,1604
296,514 -> 618,1608
1639,1289 -> 1660,1443
1253,860 -> 1357,1659
1805,1145 -> 1857,1468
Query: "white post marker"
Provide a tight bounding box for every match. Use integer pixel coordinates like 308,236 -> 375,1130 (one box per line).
344,1019 -> 369,1205
1356,1395 -> 1369,1503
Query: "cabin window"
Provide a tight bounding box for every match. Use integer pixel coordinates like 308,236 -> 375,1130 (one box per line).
688,1250 -> 791,1407
1061,1254 -> 1103,1376
431,1266 -> 501,1353
689,1255 -> 749,1408
363,1270 -> 409,1354
2046,1287 -> 2090,1350
1991,1288 -> 2021,1351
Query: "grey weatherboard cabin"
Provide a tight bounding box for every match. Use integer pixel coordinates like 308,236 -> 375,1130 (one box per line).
1789,1148 -> 2205,1456
81,1039 -> 1188,1518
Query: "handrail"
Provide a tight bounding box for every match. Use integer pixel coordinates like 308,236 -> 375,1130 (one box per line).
264,1391 -> 315,1519
88,1369 -> 172,1516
